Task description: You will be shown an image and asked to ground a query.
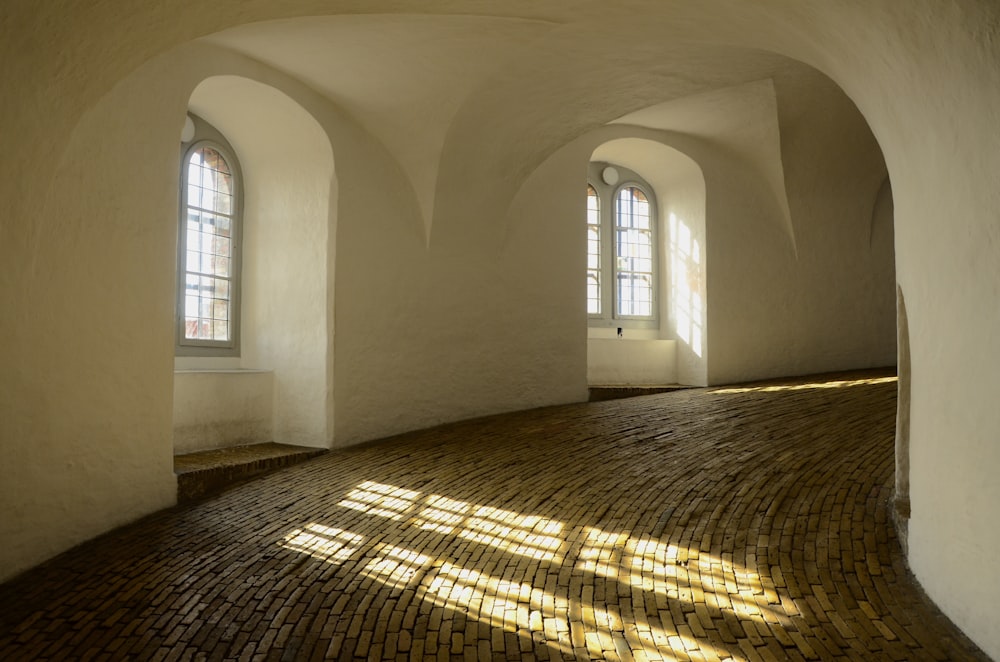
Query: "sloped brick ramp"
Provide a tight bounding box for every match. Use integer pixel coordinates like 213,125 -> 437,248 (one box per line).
0,369 -> 989,660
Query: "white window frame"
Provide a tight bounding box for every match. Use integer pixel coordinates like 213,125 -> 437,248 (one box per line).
587,162 -> 659,330
176,114 -> 243,357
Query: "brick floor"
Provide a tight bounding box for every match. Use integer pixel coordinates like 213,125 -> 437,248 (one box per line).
0,370 -> 988,661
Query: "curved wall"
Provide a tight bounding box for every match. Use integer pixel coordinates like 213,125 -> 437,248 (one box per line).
1,3 -> 998,656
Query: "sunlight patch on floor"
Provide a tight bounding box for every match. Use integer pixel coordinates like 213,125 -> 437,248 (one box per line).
278,479 -> 810,660
279,523 -> 362,564
712,375 -> 896,395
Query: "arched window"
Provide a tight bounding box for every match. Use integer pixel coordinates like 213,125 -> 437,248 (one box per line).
587,164 -> 657,326
586,185 -> 602,315
177,115 -> 242,356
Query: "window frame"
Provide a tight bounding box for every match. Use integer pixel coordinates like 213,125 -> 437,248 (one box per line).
176,114 -> 244,357
586,183 -> 603,317
587,163 -> 659,330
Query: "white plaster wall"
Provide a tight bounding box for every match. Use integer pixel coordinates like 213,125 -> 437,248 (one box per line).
332,128 -> 589,445
2,4 -> 999,656
702,68 -> 896,385
172,371 -> 273,453
587,340 -> 677,386
825,9 -> 1000,655
663,172 -> 709,386
205,15 -> 556,237
0,44 -> 188,581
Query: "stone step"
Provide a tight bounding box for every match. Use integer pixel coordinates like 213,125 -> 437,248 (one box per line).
174,442 -> 326,504
588,385 -> 691,402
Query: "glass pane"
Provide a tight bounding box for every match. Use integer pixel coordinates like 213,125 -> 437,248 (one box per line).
212,320 -> 229,341
214,215 -> 231,238
217,192 -> 232,215
616,274 -> 653,317
187,148 -> 234,214
587,185 -> 600,225
213,253 -> 226,276
187,183 -> 202,209
587,272 -> 601,315
587,225 -> 600,270
213,234 -> 230,257
180,268 -> 232,341
616,187 -> 650,231
199,276 -> 217,297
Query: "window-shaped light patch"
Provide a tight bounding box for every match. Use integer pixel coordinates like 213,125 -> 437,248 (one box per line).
615,186 -> 653,318
587,185 -> 602,315
361,544 -> 433,589
184,147 -> 234,341
337,481 -> 420,520
413,494 -> 473,535
456,506 -> 565,561
280,523 -> 362,565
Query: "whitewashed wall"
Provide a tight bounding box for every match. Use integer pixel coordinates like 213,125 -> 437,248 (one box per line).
1,3 -> 998,656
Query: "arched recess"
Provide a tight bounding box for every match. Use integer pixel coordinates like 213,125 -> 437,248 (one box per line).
172,75 -> 336,452
588,138 -> 708,387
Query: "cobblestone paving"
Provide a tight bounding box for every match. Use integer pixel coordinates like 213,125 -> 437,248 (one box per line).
0,371 -> 988,661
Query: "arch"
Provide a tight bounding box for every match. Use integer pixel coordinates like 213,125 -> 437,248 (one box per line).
3,5 -> 1000,656
173,75 -> 336,450
610,79 -> 795,258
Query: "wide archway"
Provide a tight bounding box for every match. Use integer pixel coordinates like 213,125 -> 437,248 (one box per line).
2,4 -> 998,657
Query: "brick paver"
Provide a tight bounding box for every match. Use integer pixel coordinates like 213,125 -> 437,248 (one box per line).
0,370 -> 988,660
